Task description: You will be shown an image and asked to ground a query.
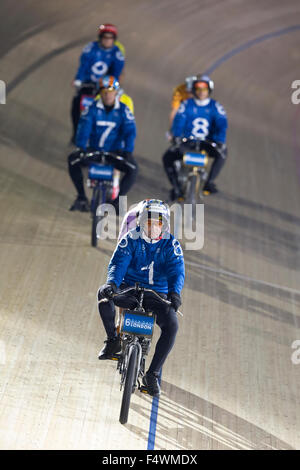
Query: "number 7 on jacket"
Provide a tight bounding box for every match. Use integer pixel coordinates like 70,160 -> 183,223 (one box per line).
96,121 -> 116,147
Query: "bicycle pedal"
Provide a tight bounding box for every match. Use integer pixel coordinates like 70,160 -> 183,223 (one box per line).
203,190 -> 210,196
140,386 -> 149,394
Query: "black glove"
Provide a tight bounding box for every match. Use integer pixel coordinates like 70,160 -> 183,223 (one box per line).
168,292 -> 182,311
116,150 -> 131,159
171,136 -> 182,147
99,282 -> 117,299
214,141 -> 225,150
214,142 -> 227,159
75,148 -> 86,158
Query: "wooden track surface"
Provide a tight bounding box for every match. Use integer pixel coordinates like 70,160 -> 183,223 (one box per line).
0,0 -> 300,450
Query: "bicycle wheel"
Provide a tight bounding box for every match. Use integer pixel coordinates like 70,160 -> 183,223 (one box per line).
119,344 -> 138,425
91,185 -> 107,247
185,173 -> 197,220
91,187 -> 100,247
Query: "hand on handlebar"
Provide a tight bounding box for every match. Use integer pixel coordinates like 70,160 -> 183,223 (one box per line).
99,282 -> 117,299
73,79 -> 82,89
168,292 -> 182,311
171,136 -> 182,147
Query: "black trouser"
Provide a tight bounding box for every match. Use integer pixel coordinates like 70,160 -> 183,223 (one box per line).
163,141 -> 227,189
71,84 -> 96,139
98,284 -> 179,374
68,150 -> 138,199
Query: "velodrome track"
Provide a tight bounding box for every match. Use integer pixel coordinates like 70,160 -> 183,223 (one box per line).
0,0 -> 300,450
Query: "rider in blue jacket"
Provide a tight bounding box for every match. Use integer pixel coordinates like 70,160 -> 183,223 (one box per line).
71,24 -> 125,143
68,76 -> 137,212
163,74 -> 228,198
74,24 -> 124,85
97,200 -> 185,397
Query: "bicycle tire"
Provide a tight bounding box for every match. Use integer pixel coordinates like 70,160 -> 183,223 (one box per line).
91,186 -> 106,247
185,173 -> 198,220
119,344 -> 138,425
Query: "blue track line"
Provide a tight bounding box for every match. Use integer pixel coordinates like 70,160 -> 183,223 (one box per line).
147,369 -> 162,450
205,24 -> 300,74
146,22 -> 300,451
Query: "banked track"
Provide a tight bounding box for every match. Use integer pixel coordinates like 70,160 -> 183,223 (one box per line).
0,0 -> 300,450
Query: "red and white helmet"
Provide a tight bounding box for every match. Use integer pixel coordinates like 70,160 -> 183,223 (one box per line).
98,23 -> 118,38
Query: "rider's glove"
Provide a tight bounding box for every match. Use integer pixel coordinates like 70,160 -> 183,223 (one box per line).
116,150 -> 131,159
168,292 -> 182,311
76,147 -> 86,156
99,282 -> 117,300
214,141 -> 226,150
171,136 -> 182,147
165,130 -> 172,142
214,142 -> 227,159
73,79 -> 82,89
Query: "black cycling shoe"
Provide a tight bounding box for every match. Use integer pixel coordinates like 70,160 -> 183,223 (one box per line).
98,336 -> 121,360
169,187 -> 183,202
142,372 -> 161,397
203,181 -> 218,195
69,196 -> 90,212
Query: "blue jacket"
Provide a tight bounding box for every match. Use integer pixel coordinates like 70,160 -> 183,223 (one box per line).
76,98 -> 136,152
107,229 -> 185,294
172,97 -> 228,143
75,41 -> 125,83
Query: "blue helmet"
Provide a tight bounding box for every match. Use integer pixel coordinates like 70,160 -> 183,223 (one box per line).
99,75 -> 120,91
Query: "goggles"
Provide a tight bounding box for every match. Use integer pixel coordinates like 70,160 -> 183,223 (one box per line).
194,81 -> 209,90
100,86 -> 117,92
101,34 -> 115,40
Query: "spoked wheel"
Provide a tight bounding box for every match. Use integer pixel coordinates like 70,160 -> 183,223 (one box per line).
185,174 -> 198,221
91,186 -> 105,247
119,345 -> 138,425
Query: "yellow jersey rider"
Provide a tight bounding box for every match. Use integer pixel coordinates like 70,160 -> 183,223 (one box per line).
169,75 -> 202,129
95,84 -> 134,115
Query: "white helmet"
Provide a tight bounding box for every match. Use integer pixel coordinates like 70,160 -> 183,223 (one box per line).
185,74 -> 214,94
137,199 -> 170,239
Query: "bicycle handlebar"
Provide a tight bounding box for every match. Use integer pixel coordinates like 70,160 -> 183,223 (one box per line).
173,136 -> 217,148
111,284 -> 183,316
70,149 -> 125,166
113,285 -> 170,305
84,150 -> 122,160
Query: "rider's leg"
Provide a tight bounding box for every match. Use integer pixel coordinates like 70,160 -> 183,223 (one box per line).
97,291 -> 121,359
109,155 -> 138,214
162,148 -> 183,198
68,152 -> 87,198
146,303 -> 179,374
114,154 -> 138,196
68,152 -> 89,211
97,283 -> 137,359
97,282 -> 137,338
203,143 -> 227,190
97,290 -> 117,338
141,300 -> 178,396
71,92 -> 81,142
